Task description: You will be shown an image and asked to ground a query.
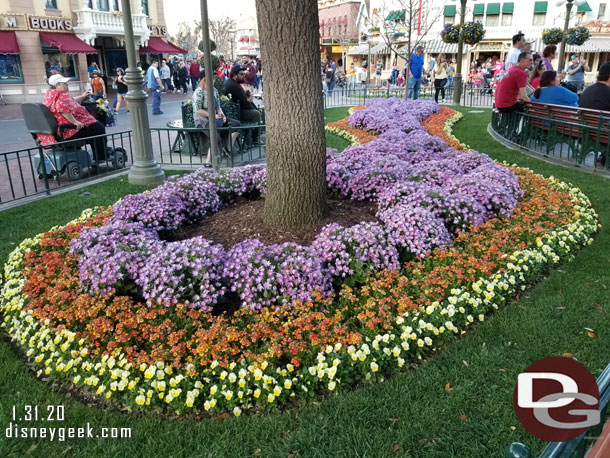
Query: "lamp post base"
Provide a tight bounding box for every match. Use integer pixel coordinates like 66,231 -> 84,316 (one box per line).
452,74 -> 463,105
128,162 -> 165,186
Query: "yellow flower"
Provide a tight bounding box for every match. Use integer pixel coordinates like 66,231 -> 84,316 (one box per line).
135,395 -> 146,405
370,362 -> 379,372
233,407 -> 242,417
328,381 -> 336,391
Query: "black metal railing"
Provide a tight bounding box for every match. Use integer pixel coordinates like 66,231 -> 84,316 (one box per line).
490,109 -> 610,171
322,83 -> 495,108
0,131 -> 133,207
507,361 -> 610,458
151,124 -> 266,168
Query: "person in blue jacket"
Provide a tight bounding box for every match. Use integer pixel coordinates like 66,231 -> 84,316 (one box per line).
531,70 -> 579,107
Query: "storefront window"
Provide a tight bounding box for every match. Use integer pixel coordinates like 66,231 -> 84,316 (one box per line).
45,0 -> 58,9
42,46 -> 79,80
0,54 -> 24,83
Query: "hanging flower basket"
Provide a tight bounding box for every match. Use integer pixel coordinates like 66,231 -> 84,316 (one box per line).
567,26 -> 591,46
460,21 -> 485,45
542,28 -> 566,45
441,23 -> 460,44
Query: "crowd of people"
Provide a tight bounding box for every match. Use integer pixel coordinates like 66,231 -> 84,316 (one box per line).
493,32 -> 610,114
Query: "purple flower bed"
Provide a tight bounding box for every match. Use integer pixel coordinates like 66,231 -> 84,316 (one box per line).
72,98 -> 523,311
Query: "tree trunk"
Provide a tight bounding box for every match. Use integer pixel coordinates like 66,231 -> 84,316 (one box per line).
257,0 -> 327,229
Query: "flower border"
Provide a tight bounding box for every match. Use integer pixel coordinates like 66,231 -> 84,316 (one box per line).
0,109 -> 600,417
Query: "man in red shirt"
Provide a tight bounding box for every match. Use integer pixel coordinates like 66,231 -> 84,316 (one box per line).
495,52 -> 532,113
189,60 -> 201,91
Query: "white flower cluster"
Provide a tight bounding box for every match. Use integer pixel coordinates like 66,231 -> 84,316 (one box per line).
0,175 -> 599,417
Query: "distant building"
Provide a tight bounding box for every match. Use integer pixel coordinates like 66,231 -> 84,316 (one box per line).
235,16 -> 259,57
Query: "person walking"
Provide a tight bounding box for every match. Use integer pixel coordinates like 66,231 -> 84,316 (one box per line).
189,59 -> 200,92
177,61 -> 188,94
433,54 -> 448,103
113,68 -> 128,114
90,70 -> 106,101
146,59 -> 163,115
408,46 -> 424,99
160,59 -> 173,93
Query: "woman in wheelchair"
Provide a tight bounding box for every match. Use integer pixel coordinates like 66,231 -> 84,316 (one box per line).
192,69 -> 240,165
37,74 -> 108,162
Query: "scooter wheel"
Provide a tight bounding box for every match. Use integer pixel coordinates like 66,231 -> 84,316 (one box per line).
65,161 -> 83,181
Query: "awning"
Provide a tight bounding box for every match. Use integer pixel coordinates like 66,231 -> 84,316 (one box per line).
502,3 -> 514,14
347,44 -> 370,55
443,5 -> 456,16
473,4 -> 485,15
370,42 -> 390,54
39,32 -> 97,54
401,39 -> 469,55
486,3 -> 501,14
168,41 -> 187,54
534,1 -> 548,13
578,2 -> 592,12
139,37 -> 180,54
527,37 -> 606,53
0,31 -> 20,55
386,9 -> 406,21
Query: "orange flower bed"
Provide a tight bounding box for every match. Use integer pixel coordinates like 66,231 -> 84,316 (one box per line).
422,107 -> 471,151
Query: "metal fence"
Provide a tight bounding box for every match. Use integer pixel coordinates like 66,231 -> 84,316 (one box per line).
322,83 -> 495,108
0,125 -> 266,208
0,131 -> 134,207
151,125 -> 266,168
490,109 -> 610,171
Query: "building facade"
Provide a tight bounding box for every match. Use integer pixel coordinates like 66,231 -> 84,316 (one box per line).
358,0 -> 610,82
234,15 -> 259,57
318,0 -> 365,66
0,0 -> 173,103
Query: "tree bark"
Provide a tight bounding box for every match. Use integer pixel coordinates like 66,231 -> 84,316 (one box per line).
257,0 -> 327,229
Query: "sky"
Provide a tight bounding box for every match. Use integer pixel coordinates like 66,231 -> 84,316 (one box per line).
164,0 -> 257,35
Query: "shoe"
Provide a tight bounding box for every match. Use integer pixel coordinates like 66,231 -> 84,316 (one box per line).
152,111 -> 164,115
113,110 -> 119,114
126,110 -> 130,113
203,162 -> 213,168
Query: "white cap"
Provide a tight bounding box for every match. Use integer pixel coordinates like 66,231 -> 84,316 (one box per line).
48,74 -> 71,86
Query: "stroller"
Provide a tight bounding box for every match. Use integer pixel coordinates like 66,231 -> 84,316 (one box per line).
22,103 -> 126,181
82,98 -> 115,127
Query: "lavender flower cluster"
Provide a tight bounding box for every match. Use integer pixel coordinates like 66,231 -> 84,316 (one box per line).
348,98 -> 439,133
224,239 -> 333,310
72,98 -> 523,311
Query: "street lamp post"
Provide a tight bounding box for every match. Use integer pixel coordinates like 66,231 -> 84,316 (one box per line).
556,0 -> 587,72
200,0 -> 219,171
229,29 -> 236,61
120,0 -> 164,185
452,0 -> 468,105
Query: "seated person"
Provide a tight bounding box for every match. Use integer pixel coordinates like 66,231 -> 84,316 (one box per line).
193,69 -> 240,164
531,70 -> 578,107
224,64 -> 262,144
37,74 -> 108,162
579,62 -> 610,112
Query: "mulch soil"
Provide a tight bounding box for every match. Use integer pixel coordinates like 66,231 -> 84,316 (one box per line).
174,195 -> 378,248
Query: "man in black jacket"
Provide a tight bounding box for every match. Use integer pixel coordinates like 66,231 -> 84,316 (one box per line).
224,64 -> 261,143
579,62 -> 610,112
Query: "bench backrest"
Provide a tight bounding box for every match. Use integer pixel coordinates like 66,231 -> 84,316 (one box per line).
524,101 -> 610,143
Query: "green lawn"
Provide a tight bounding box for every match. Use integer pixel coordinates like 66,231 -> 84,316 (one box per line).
0,107 -> 609,457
